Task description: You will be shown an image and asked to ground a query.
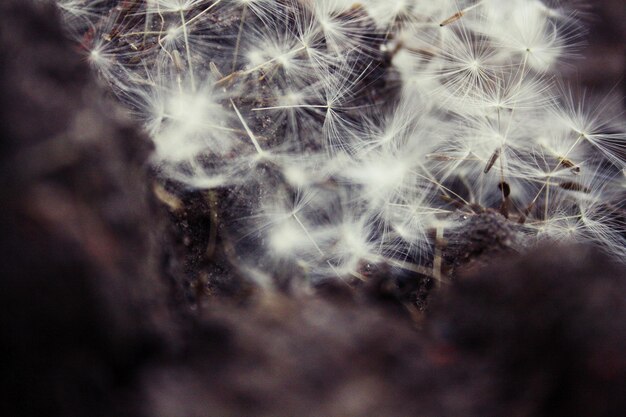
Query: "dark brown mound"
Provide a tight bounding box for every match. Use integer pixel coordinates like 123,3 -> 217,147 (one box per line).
430,245 -> 626,417
0,2 -> 176,415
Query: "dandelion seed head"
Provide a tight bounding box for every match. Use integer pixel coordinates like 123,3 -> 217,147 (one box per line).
53,0 -> 626,286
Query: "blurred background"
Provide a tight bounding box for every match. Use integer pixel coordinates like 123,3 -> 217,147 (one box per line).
568,0 -> 625,106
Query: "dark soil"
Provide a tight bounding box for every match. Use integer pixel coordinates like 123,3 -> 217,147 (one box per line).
1,1 -> 624,417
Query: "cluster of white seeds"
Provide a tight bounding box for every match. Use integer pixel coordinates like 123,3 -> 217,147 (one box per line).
54,0 -> 625,285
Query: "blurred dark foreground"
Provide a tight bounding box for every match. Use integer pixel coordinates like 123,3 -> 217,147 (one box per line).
1,1 -> 625,417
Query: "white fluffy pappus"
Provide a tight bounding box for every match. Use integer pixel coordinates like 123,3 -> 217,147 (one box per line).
53,0 -> 626,288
